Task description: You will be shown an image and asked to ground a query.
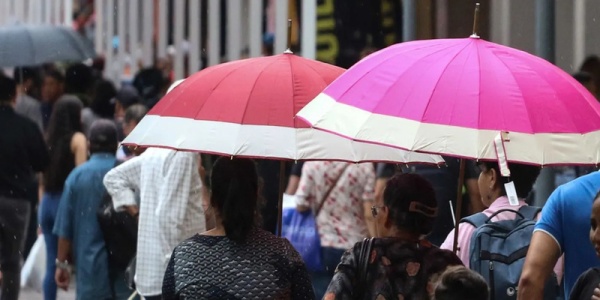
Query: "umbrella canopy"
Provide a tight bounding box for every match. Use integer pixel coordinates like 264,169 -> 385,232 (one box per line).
0,24 -> 96,67
297,37 -> 600,167
123,53 -> 444,165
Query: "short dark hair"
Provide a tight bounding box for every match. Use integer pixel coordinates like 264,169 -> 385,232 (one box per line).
479,162 -> 540,198
13,67 -> 38,84
0,76 -> 17,103
435,266 -> 489,300
88,119 -> 118,154
45,70 -> 65,83
124,104 -> 148,125
383,173 -> 438,235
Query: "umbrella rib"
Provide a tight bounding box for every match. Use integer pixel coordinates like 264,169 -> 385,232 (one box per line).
538,63 -> 600,133
287,56 -> 297,127
418,41 -> 474,123
492,51 -> 536,134
240,58 -> 282,126
302,59 -> 338,89
186,65 -> 243,120
339,41 -> 462,101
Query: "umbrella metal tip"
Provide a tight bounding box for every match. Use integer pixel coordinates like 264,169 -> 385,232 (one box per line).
471,2 -> 481,38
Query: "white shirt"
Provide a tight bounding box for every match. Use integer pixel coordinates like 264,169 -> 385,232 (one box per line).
103,148 -> 205,296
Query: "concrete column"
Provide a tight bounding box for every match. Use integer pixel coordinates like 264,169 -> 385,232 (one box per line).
105,0 -> 115,81
573,0 -> 586,69
53,0 -> 61,24
227,0 -> 242,61
15,0 -> 24,22
117,0 -> 127,82
301,0 -> 316,58
403,0 -> 416,41
141,0 -> 154,67
128,0 -> 139,76
43,0 -> 52,24
157,0 -> 168,59
207,0 -> 221,66
274,0 -> 288,54
188,0 -> 201,72
249,0 -> 263,57
94,0 -> 104,54
64,0 -> 72,26
173,0 -> 185,80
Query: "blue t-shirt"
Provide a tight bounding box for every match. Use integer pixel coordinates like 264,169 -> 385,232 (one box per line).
535,171 -> 600,298
53,153 -> 129,299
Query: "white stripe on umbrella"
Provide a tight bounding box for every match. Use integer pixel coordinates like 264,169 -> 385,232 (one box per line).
123,115 -> 445,165
298,93 -> 600,167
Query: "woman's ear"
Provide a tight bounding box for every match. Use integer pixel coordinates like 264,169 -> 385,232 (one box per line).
489,167 -> 498,190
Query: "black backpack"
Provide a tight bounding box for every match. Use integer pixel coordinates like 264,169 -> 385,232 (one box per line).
97,162 -> 138,270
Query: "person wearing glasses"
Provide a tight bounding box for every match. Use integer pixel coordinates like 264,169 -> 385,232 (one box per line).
324,173 -> 462,299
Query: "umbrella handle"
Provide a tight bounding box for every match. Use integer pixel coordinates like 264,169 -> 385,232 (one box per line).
452,159 -> 466,254
277,161 -> 286,236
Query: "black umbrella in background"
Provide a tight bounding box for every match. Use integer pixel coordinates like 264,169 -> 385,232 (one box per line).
0,24 -> 96,67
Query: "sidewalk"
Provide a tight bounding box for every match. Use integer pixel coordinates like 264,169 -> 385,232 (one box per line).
20,287 -> 75,300
20,277 -> 76,300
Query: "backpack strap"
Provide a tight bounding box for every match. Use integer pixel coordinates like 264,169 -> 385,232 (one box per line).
518,205 -> 542,220
460,212 -> 489,229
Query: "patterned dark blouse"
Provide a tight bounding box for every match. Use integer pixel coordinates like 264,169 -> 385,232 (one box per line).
324,238 -> 463,300
162,228 -> 315,300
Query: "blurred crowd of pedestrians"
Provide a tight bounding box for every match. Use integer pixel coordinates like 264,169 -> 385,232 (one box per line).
1,46 -> 600,300
0,58 -> 171,299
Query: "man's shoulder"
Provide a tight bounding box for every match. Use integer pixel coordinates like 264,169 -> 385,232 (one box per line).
550,171 -> 600,202
70,160 -> 114,179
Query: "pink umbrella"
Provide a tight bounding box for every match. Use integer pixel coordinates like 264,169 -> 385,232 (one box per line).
297,37 -> 600,167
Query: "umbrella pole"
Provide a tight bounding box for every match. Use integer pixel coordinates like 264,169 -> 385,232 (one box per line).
277,160 -> 286,237
452,159 -> 466,254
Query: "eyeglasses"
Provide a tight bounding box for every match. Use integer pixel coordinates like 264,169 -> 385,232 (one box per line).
371,205 -> 385,218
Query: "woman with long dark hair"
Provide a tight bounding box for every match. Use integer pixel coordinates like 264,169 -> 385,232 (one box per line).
162,157 -> 314,299
39,96 -> 87,300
